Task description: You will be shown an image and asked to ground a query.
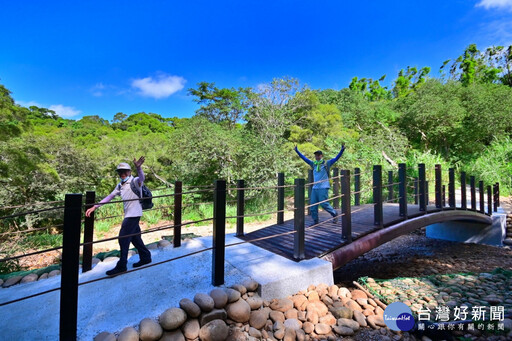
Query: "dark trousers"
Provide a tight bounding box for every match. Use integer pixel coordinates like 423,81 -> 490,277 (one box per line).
116,217 -> 151,268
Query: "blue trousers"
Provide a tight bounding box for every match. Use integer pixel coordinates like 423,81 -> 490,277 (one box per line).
117,217 -> 151,268
310,188 -> 337,222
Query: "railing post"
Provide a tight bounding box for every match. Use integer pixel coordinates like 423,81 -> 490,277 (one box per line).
294,178 -> 305,260
493,183 -> 498,212
341,170 -> 352,242
82,191 -> 95,273
333,168 -> 340,210
212,180 -> 226,286
442,185 -> 446,207
60,193 -> 82,341
399,163 -> 407,217
307,170 -> 313,216
435,164 -> 442,209
487,185 -> 492,216
449,168 -> 455,208
173,181 -> 182,247
496,183 -> 500,208
387,171 -> 394,202
470,176 -> 476,211
479,180 -> 485,214
418,164 -> 426,212
414,177 -> 418,205
354,167 -> 361,206
277,174 -> 284,225
426,180 -> 429,205
236,180 -> 245,236
373,165 -> 383,227
461,172 -> 467,210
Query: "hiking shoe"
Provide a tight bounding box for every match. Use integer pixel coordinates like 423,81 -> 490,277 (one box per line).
106,266 -> 127,277
333,213 -> 338,223
133,259 -> 152,268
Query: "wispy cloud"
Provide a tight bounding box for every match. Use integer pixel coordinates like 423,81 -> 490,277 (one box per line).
16,100 -> 42,107
48,104 -> 81,118
90,82 -> 106,97
131,73 -> 186,99
476,0 -> 512,11
479,18 -> 512,46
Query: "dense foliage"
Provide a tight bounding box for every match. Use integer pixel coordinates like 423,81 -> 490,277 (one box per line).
1,43 -> 511,235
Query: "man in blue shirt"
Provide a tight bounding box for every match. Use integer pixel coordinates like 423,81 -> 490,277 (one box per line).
295,144 -> 345,226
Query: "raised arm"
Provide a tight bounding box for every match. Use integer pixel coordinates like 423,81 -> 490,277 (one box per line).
294,146 -> 313,167
327,144 -> 346,167
133,156 -> 145,186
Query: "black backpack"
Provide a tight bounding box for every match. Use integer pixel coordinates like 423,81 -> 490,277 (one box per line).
130,181 -> 154,210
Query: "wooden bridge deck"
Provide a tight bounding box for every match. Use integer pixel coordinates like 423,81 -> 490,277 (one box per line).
240,203 -> 445,261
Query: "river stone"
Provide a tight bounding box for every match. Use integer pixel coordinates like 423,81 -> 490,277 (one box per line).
338,287 -> 351,298
306,301 -> 328,317
2,275 -> 23,288
302,321 -> 314,334
242,279 -> 259,292
159,308 -> 187,330
270,298 -> 294,312
249,310 -> 268,329
182,319 -> 200,339
337,318 -> 360,331
248,327 -> 262,338
314,323 -> 331,335
227,329 -> 248,341
225,288 -> 241,303
291,294 -> 308,311
246,296 -> 263,310
350,290 -> 368,300
353,310 -> 367,327
194,293 -> 215,312
296,328 -> 306,341
367,315 -> 385,329
319,314 -> 336,326
345,299 -> 363,312
38,273 -> 48,280
274,320 -> 285,331
284,327 -> 296,341
285,308 -> 298,320
210,288 -> 229,309
160,330 -> 185,341
199,319 -> 229,341
179,298 -> 201,318
231,284 -> 247,294
307,290 -> 320,302
273,328 -> 285,339
329,285 -> 339,298
270,310 -> 285,323
118,327 -> 138,341
94,332 -> 116,341
333,325 -> 354,336
140,318 -> 163,341
158,239 -> 172,248
200,309 -> 227,326
226,299 -> 251,323
329,306 -> 353,319
284,318 -> 301,331
48,270 -> 61,277
20,273 -> 38,284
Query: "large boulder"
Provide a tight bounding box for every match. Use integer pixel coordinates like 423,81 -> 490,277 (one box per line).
179,298 -> 201,318
200,309 -> 227,326
226,299 -> 251,323
20,273 -> 39,284
224,288 -> 241,303
159,308 -> 187,330
139,318 -> 163,341
242,279 -> 259,292
199,319 -> 229,341
249,310 -> 268,329
246,296 -> 263,310
159,330 -> 185,341
194,293 -> 215,312
2,275 -> 22,288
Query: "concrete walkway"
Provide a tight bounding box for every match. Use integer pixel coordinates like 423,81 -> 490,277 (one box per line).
0,234 -> 333,340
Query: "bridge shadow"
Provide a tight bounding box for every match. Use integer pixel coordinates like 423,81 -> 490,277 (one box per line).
240,204 -> 492,263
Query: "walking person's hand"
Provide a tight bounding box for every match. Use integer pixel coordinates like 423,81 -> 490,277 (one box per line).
133,156 -> 145,168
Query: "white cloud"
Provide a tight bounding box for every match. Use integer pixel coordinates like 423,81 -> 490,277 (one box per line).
476,0 -> 512,11
131,74 -> 186,99
91,83 -> 106,97
48,104 -> 81,118
16,100 -> 42,107
479,19 -> 512,46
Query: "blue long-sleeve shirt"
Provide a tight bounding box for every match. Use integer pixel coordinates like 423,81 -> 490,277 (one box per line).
295,147 -> 345,189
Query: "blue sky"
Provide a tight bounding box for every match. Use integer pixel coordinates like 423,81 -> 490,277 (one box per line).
1,0 -> 512,121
